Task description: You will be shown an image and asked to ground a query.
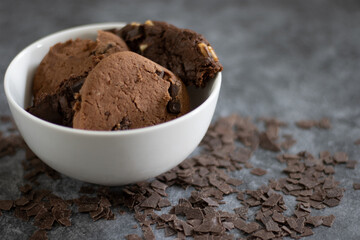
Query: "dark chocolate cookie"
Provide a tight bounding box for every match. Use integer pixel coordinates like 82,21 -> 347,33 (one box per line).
114,20 -> 223,88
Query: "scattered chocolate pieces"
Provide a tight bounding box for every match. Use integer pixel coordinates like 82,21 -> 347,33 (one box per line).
0,113 -> 355,239
354,139 -> 360,145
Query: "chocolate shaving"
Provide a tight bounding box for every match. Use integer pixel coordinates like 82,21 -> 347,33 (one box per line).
234,206 -> 248,220
0,200 -> 14,210
296,118 -> 331,130
140,192 -> 161,209
296,120 -> 317,129
34,208 -> 55,230
263,193 -> 282,207
259,132 -> 281,152
333,152 -> 348,164
125,234 -> 142,240
346,160 -> 357,169
29,230 -> 48,240
322,215 -> 335,227
251,168 -> 267,176
253,229 -> 276,240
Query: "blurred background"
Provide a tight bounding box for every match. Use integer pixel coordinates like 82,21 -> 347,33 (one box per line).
1,0 -> 360,239
1,0 -> 359,120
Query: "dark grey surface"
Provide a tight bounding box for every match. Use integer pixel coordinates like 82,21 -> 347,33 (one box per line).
1,0 -> 360,239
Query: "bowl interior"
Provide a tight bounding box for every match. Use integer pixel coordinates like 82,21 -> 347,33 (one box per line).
5,23 -> 217,121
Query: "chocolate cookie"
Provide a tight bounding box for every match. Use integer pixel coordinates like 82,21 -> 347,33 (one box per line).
114,20 -> 223,88
73,51 -> 190,131
28,31 -> 129,126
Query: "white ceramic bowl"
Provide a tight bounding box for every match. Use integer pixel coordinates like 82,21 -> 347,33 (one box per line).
4,23 -> 221,186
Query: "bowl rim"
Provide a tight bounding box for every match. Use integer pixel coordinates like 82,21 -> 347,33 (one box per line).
4,22 -> 222,137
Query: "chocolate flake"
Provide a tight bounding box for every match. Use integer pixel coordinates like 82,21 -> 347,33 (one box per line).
0,200 -> 13,210
242,222 -> 260,234
142,225 -> 156,240
263,193 -> 282,207
323,198 -> 340,207
333,152 -> 348,164
301,227 -> 314,237
52,205 -> 71,226
346,160 -> 357,169
194,216 -> 225,234
262,216 -> 281,232
296,120 -> 317,129
185,207 -> 204,220
34,208 -> 55,230
125,234 -> 142,240
251,168 -> 267,176
158,198 -> 171,208
14,207 -> 29,221
353,182 -> 360,190
259,132 -> 281,152
234,206 -> 248,220
226,178 -> 243,186
29,230 -> 48,240
305,216 -> 323,227
140,192 -> 161,208
164,226 -> 177,237
272,210 -> 285,223
253,229 -> 276,240
322,215 -> 335,227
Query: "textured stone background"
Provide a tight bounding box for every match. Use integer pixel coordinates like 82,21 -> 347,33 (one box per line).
1,0 -> 360,239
